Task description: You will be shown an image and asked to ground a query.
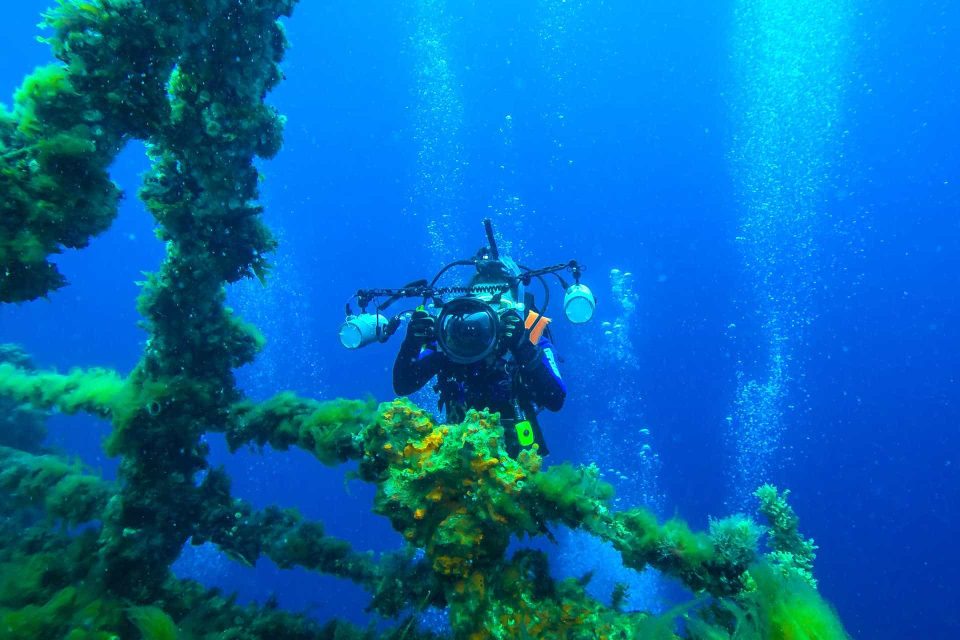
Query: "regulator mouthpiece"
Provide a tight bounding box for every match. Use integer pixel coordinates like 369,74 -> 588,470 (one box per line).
563,284 -> 596,324
339,313 -> 389,349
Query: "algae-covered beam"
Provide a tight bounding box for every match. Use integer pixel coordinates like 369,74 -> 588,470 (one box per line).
0,427 -> 432,617
0,345 -> 48,452
0,521 -> 441,640
191,465 -> 445,618
0,363 -> 375,467
0,362 -> 123,419
0,433 -> 381,590
0,445 -> 112,525
224,393 -> 375,465
354,398 -> 849,637
357,398 -> 761,633
756,483 -> 818,587
193,467 -> 379,586
0,0 -> 182,302
0,356 -> 765,600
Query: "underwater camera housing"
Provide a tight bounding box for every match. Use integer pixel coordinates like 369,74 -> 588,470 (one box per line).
433,254 -> 526,364
339,218 -> 595,358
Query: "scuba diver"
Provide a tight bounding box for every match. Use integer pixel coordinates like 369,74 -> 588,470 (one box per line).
392,275 -> 566,457
339,219 -> 596,458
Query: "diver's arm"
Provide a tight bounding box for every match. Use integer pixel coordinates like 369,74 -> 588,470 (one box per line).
514,338 -> 566,411
393,338 -> 442,396
393,309 -> 442,396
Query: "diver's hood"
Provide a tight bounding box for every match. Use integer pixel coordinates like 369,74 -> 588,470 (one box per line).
469,255 -> 524,309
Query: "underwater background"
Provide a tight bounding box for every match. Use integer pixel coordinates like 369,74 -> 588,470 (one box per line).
0,0 -> 957,638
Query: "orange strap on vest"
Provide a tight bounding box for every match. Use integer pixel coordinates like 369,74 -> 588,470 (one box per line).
524,310 -> 551,344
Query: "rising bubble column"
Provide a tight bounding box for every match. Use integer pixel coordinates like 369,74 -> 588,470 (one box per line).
727,0 -> 850,508
407,0 -> 465,257
560,268 -> 665,612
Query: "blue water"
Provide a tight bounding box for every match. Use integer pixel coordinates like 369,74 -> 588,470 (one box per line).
2,1 -> 958,637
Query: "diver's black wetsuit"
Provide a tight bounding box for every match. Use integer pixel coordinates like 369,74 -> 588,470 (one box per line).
393,334 -> 566,456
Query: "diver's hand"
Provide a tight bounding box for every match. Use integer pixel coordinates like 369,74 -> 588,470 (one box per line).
500,310 -> 526,351
406,310 -> 436,344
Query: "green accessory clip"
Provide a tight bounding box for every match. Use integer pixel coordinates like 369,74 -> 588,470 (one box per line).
515,420 -> 535,447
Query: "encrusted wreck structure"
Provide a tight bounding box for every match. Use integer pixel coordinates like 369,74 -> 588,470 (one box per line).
0,1 -> 850,638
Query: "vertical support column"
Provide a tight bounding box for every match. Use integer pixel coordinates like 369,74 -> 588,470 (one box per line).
97,0 -> 297,600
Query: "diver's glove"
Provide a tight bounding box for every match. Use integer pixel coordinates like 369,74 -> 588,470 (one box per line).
511,336 -> 541,368
502,311 -> 541,366
406,309 -> 436,344
500,310 -> 526,351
